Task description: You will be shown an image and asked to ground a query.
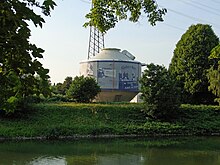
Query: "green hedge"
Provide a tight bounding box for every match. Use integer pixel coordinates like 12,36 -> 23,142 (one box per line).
0,103 -> 219,139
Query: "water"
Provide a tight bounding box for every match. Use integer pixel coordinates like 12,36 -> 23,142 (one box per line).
0,136 -> 219,165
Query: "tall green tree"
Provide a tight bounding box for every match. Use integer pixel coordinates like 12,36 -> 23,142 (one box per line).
207,44 -> 220,104
84,0 -> 167,33
169,24 -> 219,105
0,0 -> 56,113
140,63 -> 180,120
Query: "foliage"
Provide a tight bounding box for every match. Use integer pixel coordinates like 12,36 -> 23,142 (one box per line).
0,103 -> 220,138
45,95 -> 70,102
62,76 -> 73,94
140,63 -> 180,120
207,44 -> 220,104
67,76 -> 101,103
0,0 -> 56,113
169,24 -> 219,105
179,104 -> 220,135
51,83 -> 63,95
84,0 -> 167,33
52,77 -> 73,95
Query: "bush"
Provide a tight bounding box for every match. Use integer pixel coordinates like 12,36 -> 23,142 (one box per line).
67,76 -> 101,103
24,95 -> 44,104
45,95 -> 70,102
140,63 -> 181,120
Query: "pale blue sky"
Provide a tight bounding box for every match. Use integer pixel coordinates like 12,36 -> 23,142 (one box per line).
30,0 -> 220,83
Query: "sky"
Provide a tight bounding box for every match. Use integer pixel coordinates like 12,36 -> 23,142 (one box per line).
30,0 -> 220,84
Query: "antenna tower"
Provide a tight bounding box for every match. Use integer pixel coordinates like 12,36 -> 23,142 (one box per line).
87,4 -> 105,59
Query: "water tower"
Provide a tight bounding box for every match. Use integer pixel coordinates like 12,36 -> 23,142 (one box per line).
79,3 -> 143,102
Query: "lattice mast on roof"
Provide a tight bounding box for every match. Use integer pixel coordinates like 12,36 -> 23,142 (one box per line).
87,3 -> 105,59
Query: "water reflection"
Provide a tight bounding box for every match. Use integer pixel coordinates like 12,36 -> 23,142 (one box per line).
29,156 -> 66,165
0,137 -> 219,165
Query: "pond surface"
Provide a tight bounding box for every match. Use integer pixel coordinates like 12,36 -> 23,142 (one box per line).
0,136 -> 220,165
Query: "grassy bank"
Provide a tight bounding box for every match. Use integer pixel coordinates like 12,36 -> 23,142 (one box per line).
0,103 -> 220,139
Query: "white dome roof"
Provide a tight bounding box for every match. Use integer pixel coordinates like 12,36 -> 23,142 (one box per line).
91,48 -> 135,61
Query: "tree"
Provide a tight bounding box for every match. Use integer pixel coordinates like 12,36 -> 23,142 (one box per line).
140,63 -> 180,120
52,83 -> 64,95
62,76 -> 73,95
52,77 -> 73,95
207,44 -> 220,104
0,0 -> 56,113
169,24 -> 219,105
67,76 -> 101,103
84,0 -> 167,33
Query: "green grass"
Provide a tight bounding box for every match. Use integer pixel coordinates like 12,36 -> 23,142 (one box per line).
0,103 -> 220,139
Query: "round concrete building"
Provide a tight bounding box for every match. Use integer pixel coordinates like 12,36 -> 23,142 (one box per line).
80,48 -> 143,102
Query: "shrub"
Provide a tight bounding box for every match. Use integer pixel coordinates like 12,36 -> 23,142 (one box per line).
140,63 -> 181,120
45,95 -> 70,102
67,76 -> 101,103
